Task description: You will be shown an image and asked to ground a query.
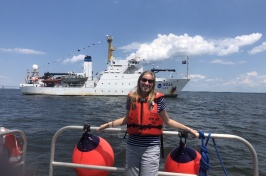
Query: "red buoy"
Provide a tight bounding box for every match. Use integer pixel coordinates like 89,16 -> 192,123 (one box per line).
165,145 -> 201,175
72,132 -> 114,176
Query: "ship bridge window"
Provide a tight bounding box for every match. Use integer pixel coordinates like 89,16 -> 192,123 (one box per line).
129,61 -> 139,64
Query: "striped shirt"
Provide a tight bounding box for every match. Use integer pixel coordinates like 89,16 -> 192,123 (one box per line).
126,96 -> 166,147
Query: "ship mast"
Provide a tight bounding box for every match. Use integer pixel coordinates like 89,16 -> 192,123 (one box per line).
186,56 -> 189,79
106,35 -> 116,62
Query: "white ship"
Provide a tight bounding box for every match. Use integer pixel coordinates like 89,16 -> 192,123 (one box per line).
20,36 -> 189,97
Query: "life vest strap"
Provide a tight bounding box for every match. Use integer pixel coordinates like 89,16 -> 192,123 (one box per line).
127,123 -> 163,129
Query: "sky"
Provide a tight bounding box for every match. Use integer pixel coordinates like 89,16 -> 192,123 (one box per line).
1,0 -> 266,93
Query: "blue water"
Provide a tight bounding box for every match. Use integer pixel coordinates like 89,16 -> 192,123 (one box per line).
0,89 -> 265,175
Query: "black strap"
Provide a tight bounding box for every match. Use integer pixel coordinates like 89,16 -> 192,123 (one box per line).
160,134 -> 164,158
127,123 -> 163,129
123,131 -> 127,139
138,98 -> 147,103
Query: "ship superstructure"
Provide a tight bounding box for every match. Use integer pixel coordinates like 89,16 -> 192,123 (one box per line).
20,36 -> 189,97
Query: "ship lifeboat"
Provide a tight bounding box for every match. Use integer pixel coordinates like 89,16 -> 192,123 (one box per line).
42,78 -> 61,87
0,128 -> 22,165
61,77 -> 88,84
42,78 -> 61,84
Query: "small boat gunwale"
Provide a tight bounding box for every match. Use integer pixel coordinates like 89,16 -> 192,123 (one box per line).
49,126 -> 259,176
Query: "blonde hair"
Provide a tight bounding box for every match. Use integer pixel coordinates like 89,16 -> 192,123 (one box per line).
130,71 -> 157,107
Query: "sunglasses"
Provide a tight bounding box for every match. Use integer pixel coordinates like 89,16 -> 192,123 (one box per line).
141,78 -> 154,84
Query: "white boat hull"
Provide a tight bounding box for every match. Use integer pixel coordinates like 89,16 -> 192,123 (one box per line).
20,78 -> 189,97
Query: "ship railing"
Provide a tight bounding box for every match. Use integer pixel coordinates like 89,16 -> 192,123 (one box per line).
0,129 -> 27,174
49,126 -> 259,176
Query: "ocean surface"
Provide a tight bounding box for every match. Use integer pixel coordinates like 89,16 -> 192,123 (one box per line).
0,89 -> 265,176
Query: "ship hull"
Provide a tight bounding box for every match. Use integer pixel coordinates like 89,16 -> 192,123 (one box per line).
20,78 -> 189,97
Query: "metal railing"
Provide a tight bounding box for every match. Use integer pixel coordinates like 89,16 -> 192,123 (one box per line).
0,129 -> 27,174
49,126 -> 259,176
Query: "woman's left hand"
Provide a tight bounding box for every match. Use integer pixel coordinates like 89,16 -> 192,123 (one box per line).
97,123 -> 109,131
190,129 -> 199,138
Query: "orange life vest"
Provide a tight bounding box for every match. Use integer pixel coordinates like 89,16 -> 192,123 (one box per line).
127,92 -> 164,135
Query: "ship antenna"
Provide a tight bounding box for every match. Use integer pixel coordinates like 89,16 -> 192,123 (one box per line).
106,35 -> 116,62
186,56 -> 189,79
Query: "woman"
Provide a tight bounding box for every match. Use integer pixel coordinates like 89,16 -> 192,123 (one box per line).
98,71 -> 198,176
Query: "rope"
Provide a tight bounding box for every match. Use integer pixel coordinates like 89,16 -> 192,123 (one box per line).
198,131 -> 211,176
198,131 -> 229,176
212,138 -> 228,176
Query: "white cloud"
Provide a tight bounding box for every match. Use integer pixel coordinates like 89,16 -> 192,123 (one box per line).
189,74 -> 206,80
62,54 -> 86,64
0,48 -> 45,55
205,78 -> 223,82
233,33 -> 261,46
224,71 -> 266,87
185,71 -> 266,92
210,59 -> 247,65
246,71 -> 258,77
119,42 -> 142,50
214,33 -> 262,56
211,59 -> 234,65
248,42 -> 266,54
123,33 -> 262,61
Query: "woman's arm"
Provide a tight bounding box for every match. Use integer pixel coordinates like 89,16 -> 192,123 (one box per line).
97,111 -> 129,131
159,109 -> 198,137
